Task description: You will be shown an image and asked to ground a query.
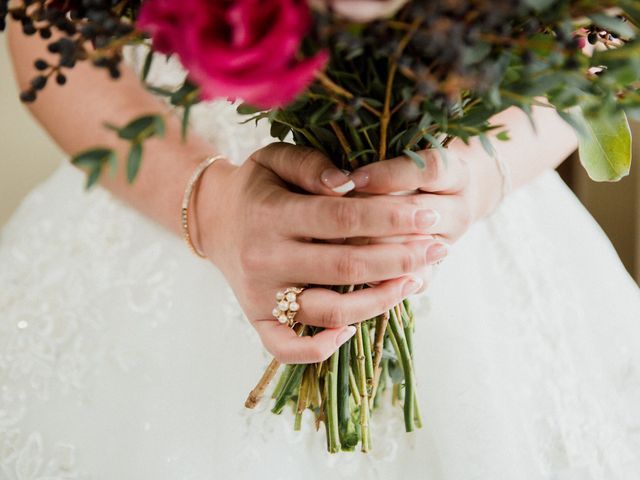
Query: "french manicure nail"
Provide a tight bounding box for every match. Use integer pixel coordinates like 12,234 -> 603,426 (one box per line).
336,325 -> 357,346
403,276 -> 424,296
321,168 -> 355,193
426,243 -> 448,264
415,209 -> 440,229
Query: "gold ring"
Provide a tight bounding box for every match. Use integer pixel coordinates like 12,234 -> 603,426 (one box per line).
272,287 -> 306,328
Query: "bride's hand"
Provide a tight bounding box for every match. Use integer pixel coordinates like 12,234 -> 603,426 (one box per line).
350,141 -> 498,289
196,142 -> 447,364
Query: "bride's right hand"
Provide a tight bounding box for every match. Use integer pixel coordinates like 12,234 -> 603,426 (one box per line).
196,142 -> 447,364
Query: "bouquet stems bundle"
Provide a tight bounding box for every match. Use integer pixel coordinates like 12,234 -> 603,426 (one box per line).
249,294 -> 419,452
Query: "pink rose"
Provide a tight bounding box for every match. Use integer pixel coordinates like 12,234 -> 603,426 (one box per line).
311,0 -> 409,22
137,0 -> 327,108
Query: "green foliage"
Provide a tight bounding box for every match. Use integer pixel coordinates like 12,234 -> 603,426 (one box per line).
573,108 -> 632,181
71,148 -> 117,189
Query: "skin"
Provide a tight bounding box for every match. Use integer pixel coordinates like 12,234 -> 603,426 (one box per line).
7,21 -> 578,364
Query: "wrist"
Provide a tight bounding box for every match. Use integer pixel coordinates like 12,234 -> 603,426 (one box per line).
457,139 -> 505,221
190,157 -> 238,264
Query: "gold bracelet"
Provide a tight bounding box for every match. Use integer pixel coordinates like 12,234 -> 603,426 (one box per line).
181,154 -> 226,258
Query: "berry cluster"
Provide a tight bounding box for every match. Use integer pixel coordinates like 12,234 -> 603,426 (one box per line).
2,0 -> 140,103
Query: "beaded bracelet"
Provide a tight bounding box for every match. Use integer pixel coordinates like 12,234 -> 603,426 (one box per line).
181,154 -> 226,258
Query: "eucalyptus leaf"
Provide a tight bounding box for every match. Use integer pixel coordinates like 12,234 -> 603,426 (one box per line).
403,149 -> 425,168
71,147 -> 116,189
112,114 -> 165,141
524,0 -> 556,12
181,105 -> 191,143
141,48 -> 154,82
127,142 -> 143,183
589,13 -> 636,39
573,108 -> 632,182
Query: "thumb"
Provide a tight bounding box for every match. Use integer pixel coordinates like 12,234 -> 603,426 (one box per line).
252,142 -> 369,196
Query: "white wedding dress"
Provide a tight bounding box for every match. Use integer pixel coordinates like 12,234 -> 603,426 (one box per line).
2,46 -> 640,480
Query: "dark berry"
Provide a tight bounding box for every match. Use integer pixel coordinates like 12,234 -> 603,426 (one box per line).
55,73 -> 67,85
39,27 -> 52,39
31,75 -> 48,90
108,66 -> 121,79
19,89 -> 37,102
34,59 -> 48,70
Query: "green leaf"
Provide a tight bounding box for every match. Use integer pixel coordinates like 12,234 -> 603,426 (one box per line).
236,103 -> 264,115
141,48 -> 154,82
403,149 -> 425,168
479,133 -> 496,158
181,105 -> 191,143
71,147 -> 114,168
524,0 -> 556,12
573,108 -> 632,182
109,114 -> 165,141
127,142 -> 143,183
170,81 -> 199,106
589,13 -> 636,39
496,131 -> 511,141
86,167 -> 101,189
71,147 -> 116,189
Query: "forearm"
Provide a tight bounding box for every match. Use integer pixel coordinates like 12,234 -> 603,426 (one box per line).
460,103 -> 579,219
6,22 -> 235,237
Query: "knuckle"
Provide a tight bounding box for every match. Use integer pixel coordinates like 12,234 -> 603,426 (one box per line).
297,146 -> 322,171
334,201 -> 360,233
322,304 -> 345,329
401,251 -> 417,274
424,151 -> 443,183
388,208 -> 404,231
337,251 -> 366,283
239,244 -> 264,273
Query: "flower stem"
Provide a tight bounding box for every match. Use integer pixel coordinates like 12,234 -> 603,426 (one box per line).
355,323 -> 371,452
245,358 -> 281,409
370,311 -> 389,406
272,363 -> 306,415
337,338 -> 352,444
389,307 -> 416,432
326,350 -> 342,453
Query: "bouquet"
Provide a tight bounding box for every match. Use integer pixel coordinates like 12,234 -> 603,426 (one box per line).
3,0 -> 639,453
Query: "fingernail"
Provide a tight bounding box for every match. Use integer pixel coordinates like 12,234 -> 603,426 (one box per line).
336,325 -> 357,346
350,170 -> 370,188
321,168 -> 355,193
402,276 -> 424,296
415,209 -> 440,229
426,243 -> 448,264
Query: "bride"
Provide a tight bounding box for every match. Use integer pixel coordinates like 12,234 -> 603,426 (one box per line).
3,8 -> 640,480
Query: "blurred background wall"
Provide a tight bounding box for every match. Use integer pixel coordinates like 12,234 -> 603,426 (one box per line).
1,36 -> 62,225
1,35 -> 639,283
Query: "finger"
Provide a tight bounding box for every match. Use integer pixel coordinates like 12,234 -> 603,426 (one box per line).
251,142 -> 369,196
253,320 -> 356,364
363,194 -> 471,242
283,194 -> 441,239
270,239 -> 448,285
291,276 -> 423,328
351,148 -> 468,194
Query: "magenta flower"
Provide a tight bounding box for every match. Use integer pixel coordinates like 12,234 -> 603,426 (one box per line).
137,0 -> 327,108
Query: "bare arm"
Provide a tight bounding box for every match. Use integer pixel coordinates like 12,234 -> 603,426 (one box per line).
7,21 -> 227,237
463,104 -> 579,219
